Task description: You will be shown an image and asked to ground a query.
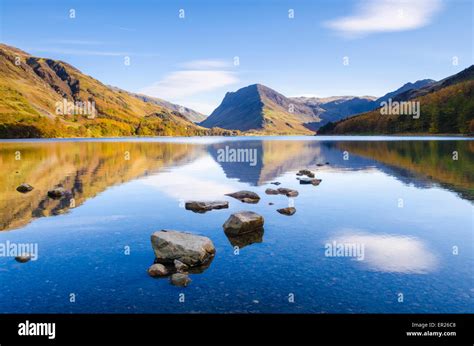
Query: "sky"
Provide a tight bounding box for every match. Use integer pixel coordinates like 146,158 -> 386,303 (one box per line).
0,0 -> 473,114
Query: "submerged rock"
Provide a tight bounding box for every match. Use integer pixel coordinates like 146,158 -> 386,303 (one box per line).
16,183 -> 34,193
170,273 -> 191,287
47,187 -> 66,199
225,227 -> 264,249
223,211 -> 264,236
265,188 -> 279,195
277,207 -> 296,216
15,254 -> 32,263
147,263 -> 168,277
277,187 -> 299,197
225,190 -> 260,204
151,230 -> 215,267
185,201 -> 229,213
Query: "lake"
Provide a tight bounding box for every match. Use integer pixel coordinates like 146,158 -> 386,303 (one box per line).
0,136 -> 472,313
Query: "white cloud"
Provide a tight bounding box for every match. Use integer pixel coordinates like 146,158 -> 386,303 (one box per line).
325,0 -> 442,37
181,101 -> 217,115
179,59 -> 232,70
140,70 -> 238,100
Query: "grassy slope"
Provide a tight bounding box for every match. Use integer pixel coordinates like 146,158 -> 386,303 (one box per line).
0,44 -> 235,138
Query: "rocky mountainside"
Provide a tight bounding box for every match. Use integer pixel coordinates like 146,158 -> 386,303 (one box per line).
0,44 -> 227,138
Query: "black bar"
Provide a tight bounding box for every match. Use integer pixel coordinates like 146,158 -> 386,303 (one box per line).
0,314 -> 472,345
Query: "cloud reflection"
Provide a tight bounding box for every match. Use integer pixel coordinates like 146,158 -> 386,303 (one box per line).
330,231 -> 438,274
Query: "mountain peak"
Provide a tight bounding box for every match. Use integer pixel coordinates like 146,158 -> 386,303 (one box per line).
200,84 -> 319,134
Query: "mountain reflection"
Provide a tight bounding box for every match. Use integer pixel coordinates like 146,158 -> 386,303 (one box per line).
0,138 -> 472,231
209,139 -> 473,200
0,141 -> 204,231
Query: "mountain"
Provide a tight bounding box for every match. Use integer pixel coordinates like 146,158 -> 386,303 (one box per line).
318,66 -> 474,135
375,79 -> 435,104
200,84 -> 320,135
0,44 -> 228,138
200,84 -> 380,134
292,95 -> 378,129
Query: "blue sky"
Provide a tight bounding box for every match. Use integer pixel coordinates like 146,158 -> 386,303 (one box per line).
1,0 -> 472,114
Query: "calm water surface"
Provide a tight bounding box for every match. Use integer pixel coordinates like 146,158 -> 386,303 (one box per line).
0,136 -> 473,313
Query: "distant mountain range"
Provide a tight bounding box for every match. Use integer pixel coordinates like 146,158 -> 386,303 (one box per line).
1,43 -> 472,138
318,65 -> 474,135
199,78 -> 445,134
199,83 -> 380,134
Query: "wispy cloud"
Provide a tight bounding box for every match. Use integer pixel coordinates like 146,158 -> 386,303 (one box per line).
179,59 -> 232,70
140,59 -> 238,100
43,39 -> 105,45
325,0 -> 443,37
28,47 -> 159,57
29,48 -> 129,56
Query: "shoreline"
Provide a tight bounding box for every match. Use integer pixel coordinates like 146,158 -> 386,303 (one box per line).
0,134 -> 473,143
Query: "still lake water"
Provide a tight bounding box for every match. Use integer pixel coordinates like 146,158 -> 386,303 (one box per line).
0,136 -> 473,313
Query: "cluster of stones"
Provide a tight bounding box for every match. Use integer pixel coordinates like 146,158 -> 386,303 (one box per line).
16,183 -> 70,199
14,184 -> 71,265
296,169 -> 323,186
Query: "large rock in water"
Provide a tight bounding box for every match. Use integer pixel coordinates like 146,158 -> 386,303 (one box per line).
225,191 -> 260,204
185,201 -> 229,213
151,230 -> 215,267
223,211 -> 264,236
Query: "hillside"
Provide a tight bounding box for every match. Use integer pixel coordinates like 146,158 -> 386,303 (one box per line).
0,44 -> 229,138
318,66 -> 474,135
